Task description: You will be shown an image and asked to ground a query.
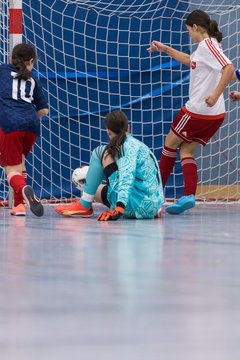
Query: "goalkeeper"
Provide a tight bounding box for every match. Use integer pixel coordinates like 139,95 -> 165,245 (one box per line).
55,110 -> 164,221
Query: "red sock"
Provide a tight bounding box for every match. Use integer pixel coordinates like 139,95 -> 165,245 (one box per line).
13,172 -> 27,206
181,157 -> 198,196
9,175 -> 26,205
14,188 -> 26,206
159,146 -> 177,188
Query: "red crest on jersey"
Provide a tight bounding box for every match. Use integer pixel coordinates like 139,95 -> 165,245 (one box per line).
191,61 -> 196,69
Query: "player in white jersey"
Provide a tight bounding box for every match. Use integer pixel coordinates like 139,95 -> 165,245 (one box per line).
147,9 -> 234,214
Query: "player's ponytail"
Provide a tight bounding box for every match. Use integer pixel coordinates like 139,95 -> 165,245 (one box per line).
11,43 -> 36,80
208,19 -> 223,43
185,9 -> 223,43
105,110 -> 129,159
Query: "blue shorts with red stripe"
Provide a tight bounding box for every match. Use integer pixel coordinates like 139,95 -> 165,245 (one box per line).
171,107 -> 225,146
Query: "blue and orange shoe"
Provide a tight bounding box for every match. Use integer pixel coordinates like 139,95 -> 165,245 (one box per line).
165,195 -> 195,215
55,200 -> 93,217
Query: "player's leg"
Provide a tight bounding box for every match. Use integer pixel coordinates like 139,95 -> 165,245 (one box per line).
165,141 -> 199,214
12,156 -> 26,209
0,129 -> 40,216
6,164 -> 27,216
160,107 -> 199,188
180,141 -> 199,196
55,145 -> 107,217
21,132 -> 44,217
80,146 -> 107,209
160,108 -> 191,188
9,168 -> 44,217
6,131 -> 43,217
159,130 -> 183,188
165,114 -> 225,214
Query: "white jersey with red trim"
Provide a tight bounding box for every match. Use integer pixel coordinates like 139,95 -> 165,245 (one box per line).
185,37 -> 232,117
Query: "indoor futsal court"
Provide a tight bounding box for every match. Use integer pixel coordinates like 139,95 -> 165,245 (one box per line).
1,0 -> 240,359
1,203 -> 240,360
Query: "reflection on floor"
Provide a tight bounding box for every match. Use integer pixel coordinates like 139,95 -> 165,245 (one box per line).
1,203 -> 240,360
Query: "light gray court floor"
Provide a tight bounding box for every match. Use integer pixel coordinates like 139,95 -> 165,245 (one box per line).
1,202 -> 240,360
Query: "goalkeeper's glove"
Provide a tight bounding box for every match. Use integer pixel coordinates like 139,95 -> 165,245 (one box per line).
236,69 -> 240,81
98,206 -> 124,221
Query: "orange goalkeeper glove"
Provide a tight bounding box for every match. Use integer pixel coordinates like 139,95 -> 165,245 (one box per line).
98,206 -> 124,221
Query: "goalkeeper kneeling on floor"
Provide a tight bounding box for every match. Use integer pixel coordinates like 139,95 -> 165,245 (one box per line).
55,110 -> 164,221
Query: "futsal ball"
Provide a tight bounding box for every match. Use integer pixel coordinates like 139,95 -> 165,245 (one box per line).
72,166 -> 89,191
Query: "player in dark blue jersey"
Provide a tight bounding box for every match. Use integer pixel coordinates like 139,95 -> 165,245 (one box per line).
0,43 -> 49,216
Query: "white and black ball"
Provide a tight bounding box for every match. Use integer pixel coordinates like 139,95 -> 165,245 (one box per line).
71,166 -> 89,191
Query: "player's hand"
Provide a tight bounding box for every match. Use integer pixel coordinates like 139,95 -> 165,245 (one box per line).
205,93 -> 218,107
147,41 -> 167,53
229,91 -> 240,102
98,206 -> 124,221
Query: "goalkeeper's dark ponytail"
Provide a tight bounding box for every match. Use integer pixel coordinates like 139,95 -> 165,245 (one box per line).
105,110 -> 129,159
186,9 -> 223,43
11,43 -> 36,80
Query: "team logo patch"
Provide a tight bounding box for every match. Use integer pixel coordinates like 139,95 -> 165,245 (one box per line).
191,61 -> 196,69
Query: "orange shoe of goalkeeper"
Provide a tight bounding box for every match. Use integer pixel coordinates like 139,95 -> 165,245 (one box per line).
54,200 -> 93,217
10,203 -> 26,216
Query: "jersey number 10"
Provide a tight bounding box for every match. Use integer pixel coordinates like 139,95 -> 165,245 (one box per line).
11,72 -> 34,103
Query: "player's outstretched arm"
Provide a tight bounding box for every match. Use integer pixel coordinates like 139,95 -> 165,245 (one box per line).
147,41 -> 191,67
205,64 -> 235,107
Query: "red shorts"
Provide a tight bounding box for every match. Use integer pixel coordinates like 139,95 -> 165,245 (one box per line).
171,107 -> 225,146
0,129 -> 37,167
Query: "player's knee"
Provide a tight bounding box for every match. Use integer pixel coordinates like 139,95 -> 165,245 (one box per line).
92,146 -> 117,182
180,151 -> 194,160
165,130 -> 182,149
180,146 -> 196,159
92,145 -> 107,162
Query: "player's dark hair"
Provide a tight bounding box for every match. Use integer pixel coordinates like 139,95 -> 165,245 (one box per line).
105,110 -> 128,159
11,43 -> 36,80
185,9 -> 223,43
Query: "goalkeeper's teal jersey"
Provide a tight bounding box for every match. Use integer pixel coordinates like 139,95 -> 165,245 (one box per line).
107,134 -> 164,219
